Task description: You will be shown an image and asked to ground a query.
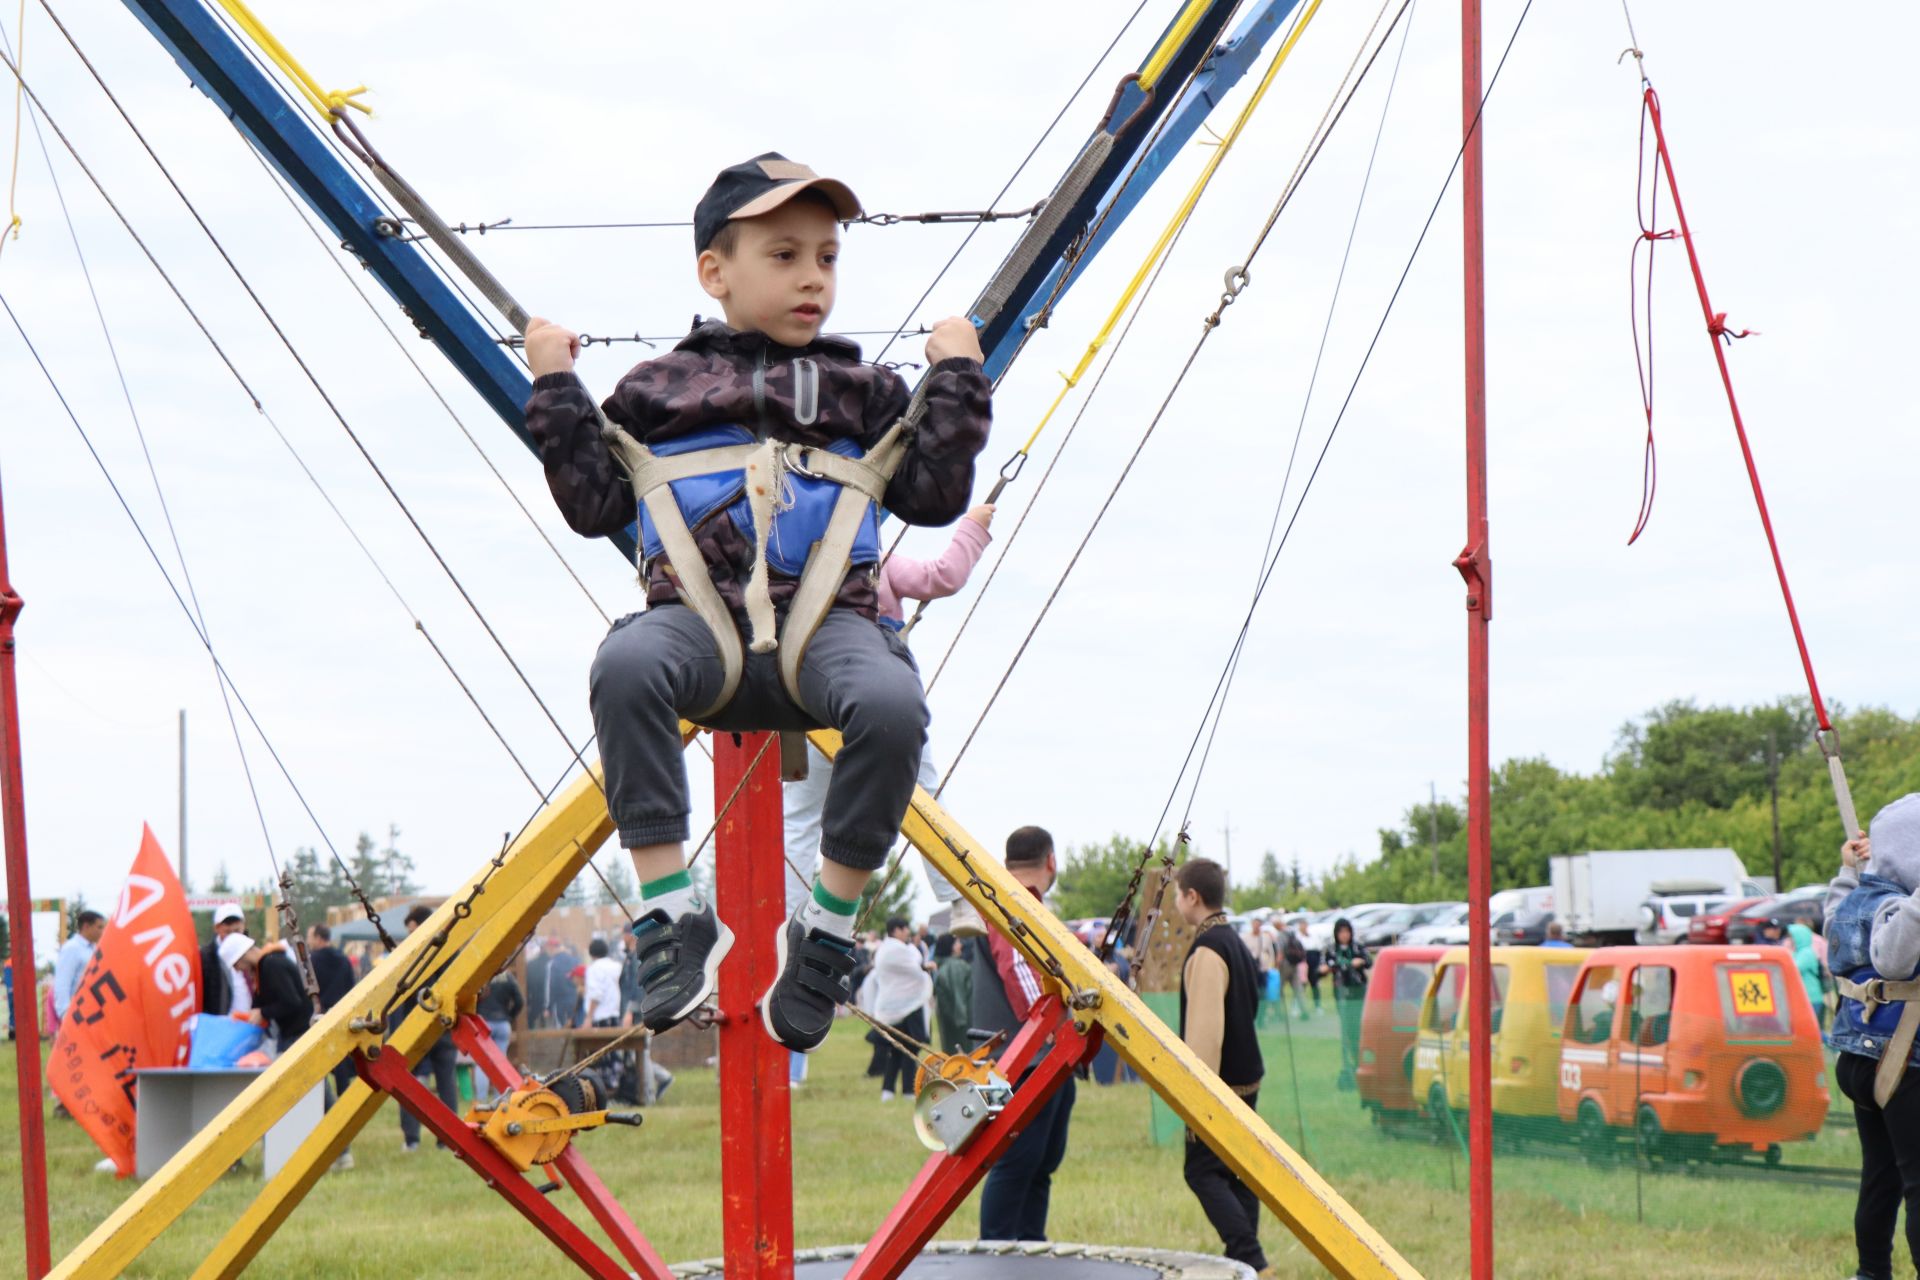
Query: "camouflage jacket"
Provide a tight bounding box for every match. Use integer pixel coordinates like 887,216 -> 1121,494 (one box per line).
527,321 -> 992,621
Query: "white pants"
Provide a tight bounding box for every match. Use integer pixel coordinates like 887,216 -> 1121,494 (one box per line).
783,741 -> 955,914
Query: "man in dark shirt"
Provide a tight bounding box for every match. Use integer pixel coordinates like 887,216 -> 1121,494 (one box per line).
970,825 -> 1073,1243
304,922 -> 360,1172
307,924 -> 358,1103
395,904 -> 462,1152
1174,858 -> 1270,1277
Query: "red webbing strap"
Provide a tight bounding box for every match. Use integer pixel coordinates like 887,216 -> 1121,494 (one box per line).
1638,84 -> 1860,835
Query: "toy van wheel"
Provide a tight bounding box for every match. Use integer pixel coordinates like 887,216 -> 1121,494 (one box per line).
1426,1081 -> 1454,1135
1634,1104 -> 1666,1163
1764,1143 -> 1783,1167
1578,1099 -> 1612,1164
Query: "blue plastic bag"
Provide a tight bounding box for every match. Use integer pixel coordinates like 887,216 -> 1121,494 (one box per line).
188,1013 -> 264,1068
1264,969 -> 1281,1003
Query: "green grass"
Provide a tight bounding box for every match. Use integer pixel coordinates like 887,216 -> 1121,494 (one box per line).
0,1018 -> 1864,1278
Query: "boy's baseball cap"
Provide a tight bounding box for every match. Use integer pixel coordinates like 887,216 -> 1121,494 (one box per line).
694,152 -> 861,253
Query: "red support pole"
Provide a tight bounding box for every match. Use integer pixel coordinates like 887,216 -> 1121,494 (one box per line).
1454,0 -> 1494,1277
0,474 -> 53,1279
714,732 -> 793,1280
843,997 -> 1094,1280
355,1047 -> 633,1280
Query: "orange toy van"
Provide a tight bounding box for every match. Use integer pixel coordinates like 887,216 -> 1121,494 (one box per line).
1356,946 -> 1447,1118
1557,944 -> 1829,1162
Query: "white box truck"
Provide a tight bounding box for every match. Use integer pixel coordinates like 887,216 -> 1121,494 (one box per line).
1549,849 -> 1762,945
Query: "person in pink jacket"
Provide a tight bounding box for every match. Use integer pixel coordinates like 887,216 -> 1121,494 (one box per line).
784,505 -> 994,943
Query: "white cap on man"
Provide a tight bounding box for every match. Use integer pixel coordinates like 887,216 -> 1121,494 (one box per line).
212,903 -> 245,926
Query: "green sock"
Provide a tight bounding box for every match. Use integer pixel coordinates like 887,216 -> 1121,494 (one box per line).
799,878 -> 860,939
639,869 -> 699,920
810,879 -> 860,917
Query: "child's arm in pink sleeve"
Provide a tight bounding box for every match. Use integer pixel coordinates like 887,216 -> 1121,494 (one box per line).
881,514 -> 991,605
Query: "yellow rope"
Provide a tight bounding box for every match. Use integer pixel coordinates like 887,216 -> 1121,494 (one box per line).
1011,0 -> 1325,462
5,0 -> 25,247
1137,0 -> 1216,91
211,0 -> 370,122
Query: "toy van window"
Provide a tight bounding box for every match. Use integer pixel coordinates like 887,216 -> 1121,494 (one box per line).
1544,961 -> 1580,1035
1392,962 -> 1434,1030
1570,967 -> 1619,1045
1716,962 -> 1793,1041
1629,965 -> 1675,1047
1486,965 -> 1512,1034
1425,964 -> 1463,1032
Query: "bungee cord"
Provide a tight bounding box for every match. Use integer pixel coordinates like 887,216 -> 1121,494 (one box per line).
1168,0 -> 1419,844
1141,0 -> 1538,876
6,16 -> 283,888
1,28 -> 636,916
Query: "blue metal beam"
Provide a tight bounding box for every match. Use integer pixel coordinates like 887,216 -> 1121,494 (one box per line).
112,0 -> 646,554
979,0 -> 1305,382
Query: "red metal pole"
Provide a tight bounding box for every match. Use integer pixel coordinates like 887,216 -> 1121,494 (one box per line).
715,732 -> 793,1279
355,1048 -> 632,1279
1454,0 -> 1494,1276
453,1014 -> 675,1280
0,473 -> 53,1279
843,998 -> 1094,1280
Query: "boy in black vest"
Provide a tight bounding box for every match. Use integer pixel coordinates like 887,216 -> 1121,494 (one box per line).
1174,858 -> 1271,1278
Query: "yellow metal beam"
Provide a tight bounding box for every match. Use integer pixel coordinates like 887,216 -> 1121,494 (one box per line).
808,730 -> 1421,1280
49,767 -> 615,1280
191,815 -> 612,1279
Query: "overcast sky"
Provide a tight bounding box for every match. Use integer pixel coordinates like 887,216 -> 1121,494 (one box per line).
2,1 -> 1915,919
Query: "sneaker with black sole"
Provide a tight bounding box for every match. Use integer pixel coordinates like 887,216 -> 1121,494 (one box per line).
760,914 -> 855,1052
631,901 -> 734,1032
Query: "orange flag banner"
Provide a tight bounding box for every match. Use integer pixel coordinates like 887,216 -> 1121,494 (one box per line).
49,824 -> 203,1177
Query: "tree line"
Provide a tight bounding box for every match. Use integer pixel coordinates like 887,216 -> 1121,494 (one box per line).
1050,698 -> 1920,917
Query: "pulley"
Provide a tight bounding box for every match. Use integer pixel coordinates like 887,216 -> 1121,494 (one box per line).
911,1046 -> 1013,1154
465,1068 -> 641,1172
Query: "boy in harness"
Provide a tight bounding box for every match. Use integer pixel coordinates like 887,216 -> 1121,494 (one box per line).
523,152 -> 992,1051
1825,793 -> 1920,1280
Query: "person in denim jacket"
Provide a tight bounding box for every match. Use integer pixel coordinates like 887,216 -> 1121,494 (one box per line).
1825,793 -> 1920,1280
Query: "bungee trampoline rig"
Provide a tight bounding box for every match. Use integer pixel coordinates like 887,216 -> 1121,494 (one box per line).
0,0 -> 1864,1277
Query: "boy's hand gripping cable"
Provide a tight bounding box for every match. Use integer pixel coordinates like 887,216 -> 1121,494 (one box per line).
1623,53 -> 1858,837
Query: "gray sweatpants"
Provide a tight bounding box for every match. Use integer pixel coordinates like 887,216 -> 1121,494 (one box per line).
590,604 -> 928,871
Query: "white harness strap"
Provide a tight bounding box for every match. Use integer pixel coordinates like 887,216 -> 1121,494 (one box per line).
774,421 -> 909,708
605,415 -> 913,722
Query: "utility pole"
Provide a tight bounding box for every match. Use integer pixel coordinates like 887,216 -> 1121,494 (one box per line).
178,709 -> 188,889
1767,730 -> 1783,889
1429,781 -> 1441,881
1220,816 -> 1234,882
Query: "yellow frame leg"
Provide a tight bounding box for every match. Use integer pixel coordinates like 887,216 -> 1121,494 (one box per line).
809,730 -> 1421,1280
48,768 -> 615,1280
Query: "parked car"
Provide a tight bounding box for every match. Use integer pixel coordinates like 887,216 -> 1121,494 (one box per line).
1495,908 -> 1557,946
1426,907 -> 1516,948
1401,903 -> 1470,946
1725,887 -> 1828,944
1636,893 -> 1736,946
1687,898 -> 1768,945
1361,902 -> 1464,949
1558,944 -> 1829,1162
1355,946 -> 1449,1120
1413,944 -> 1589,1137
